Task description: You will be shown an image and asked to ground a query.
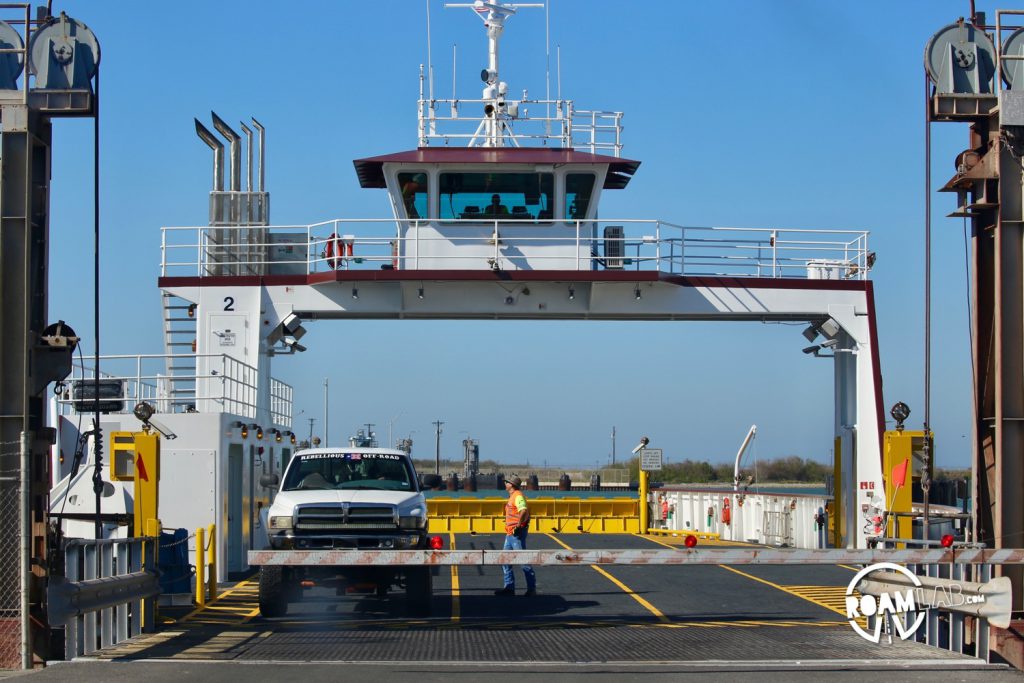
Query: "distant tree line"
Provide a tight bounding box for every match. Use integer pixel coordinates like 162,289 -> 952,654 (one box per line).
411,454 -> 970,485
626,455 -> 830,484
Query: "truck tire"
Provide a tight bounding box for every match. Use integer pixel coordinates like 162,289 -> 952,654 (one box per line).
259,566 -> 288,618
405,567 -> 432,617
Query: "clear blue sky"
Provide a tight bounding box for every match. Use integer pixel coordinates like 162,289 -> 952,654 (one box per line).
48,0 -> 982,468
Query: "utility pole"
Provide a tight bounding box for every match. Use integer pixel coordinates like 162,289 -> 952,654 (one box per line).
323,378 -> 329,446
365,423 -> 375,446
307,417 -> 316,443
433,420 -> 444,474
611,425 -> 616,465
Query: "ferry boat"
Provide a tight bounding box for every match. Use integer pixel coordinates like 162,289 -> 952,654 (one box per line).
49,1 -> 883,580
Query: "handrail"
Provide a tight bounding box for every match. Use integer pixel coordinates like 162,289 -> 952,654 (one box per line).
55,353 -> 293,423
418,96 -> 623,155
161,219 -> 872,281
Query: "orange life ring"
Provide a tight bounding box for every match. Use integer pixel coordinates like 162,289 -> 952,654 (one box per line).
325,233 -> 342,269
721,497 -> 732,525
324,233 -> 353,269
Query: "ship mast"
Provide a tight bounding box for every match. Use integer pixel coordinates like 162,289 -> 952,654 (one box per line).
446,1 -> 542,146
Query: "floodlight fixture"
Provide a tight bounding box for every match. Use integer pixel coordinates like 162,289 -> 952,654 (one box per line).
133,401 -> 155,423
631,436 -> 650,454
819,318 -> 840,339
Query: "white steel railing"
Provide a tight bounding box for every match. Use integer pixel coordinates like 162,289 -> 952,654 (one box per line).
655,489 -> 830,549
269,378 -> 293,427
56,354 -> 293,424
161,220 -> 872,280
418,95 -> 624,156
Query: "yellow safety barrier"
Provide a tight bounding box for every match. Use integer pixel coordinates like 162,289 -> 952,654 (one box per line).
207,523 -> 216,600
427,497 -> 642,534
196,526 -> 206,606
195,523 -> 217,606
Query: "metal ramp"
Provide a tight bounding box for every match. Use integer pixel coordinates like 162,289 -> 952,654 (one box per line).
82,534 -> 1005,668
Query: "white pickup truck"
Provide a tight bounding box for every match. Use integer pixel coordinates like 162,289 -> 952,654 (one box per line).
258,447 -> 442,617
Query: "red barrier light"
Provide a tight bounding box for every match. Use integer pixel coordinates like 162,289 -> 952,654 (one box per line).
684,535 -> 698,548
940,534 -> 955,548
429,535 -> 444,550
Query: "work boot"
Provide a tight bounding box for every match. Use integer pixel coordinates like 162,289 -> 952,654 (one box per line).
494,586 -> 515,596
522,588 -> 537,597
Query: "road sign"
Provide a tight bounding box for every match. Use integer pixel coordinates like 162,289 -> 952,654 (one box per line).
640,448 -> 663,471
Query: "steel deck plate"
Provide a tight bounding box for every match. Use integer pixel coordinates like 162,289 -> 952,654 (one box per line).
90,534 -> 991,665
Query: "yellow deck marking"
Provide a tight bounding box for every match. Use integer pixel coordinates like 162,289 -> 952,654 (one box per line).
717,565 -> 849,618
450,532 -> 461,623
546,534 -> 669,623
785,585 -> 863,623
640,534 -> 687,551
178,578 -> 258,623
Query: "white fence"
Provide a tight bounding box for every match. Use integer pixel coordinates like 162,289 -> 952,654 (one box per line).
653,488 -> 829,549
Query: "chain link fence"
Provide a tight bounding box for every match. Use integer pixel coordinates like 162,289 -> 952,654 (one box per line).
0,441 -> 23,669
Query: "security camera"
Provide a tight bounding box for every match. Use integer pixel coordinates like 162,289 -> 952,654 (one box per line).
820,339 -> 838,349
283,336 -> 307,353
631,436 -> 650,454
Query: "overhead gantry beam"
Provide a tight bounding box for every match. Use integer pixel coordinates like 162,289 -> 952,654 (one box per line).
163,272 -> 885,548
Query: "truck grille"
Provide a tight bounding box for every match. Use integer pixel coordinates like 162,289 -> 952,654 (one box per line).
294,503 -> 398,532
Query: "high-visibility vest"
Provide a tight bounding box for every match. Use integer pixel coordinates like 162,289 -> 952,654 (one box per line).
505,490 -> 530,534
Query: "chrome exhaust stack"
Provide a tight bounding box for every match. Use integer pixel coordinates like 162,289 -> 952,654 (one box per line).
194,119 -> 224,192
195,112 -> 271,275
252,118 -> 266,194
211,111 -> 242,193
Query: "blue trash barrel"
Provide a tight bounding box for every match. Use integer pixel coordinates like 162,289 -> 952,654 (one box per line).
159,528 -> 191,594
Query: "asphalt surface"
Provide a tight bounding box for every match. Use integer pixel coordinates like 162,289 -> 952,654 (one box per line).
6,533 -> 1018,679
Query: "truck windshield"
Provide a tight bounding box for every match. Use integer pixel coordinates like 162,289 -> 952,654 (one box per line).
282,453 -> 416,491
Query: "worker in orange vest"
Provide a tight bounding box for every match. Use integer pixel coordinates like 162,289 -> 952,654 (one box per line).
495,476 -> 537,597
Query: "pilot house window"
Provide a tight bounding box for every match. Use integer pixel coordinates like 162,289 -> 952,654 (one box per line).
397,172 -> 429,219
439,172 -> 554,222
565,173 -> 595,221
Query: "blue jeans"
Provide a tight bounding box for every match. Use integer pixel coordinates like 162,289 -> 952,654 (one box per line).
501,528 -> 536,590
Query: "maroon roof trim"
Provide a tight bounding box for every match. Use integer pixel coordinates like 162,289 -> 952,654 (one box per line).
353,147 -> 641,189
159,271 -> 869,290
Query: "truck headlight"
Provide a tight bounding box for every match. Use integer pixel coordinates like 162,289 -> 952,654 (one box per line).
269,515 -> 293,529
397,505 -> 425,532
